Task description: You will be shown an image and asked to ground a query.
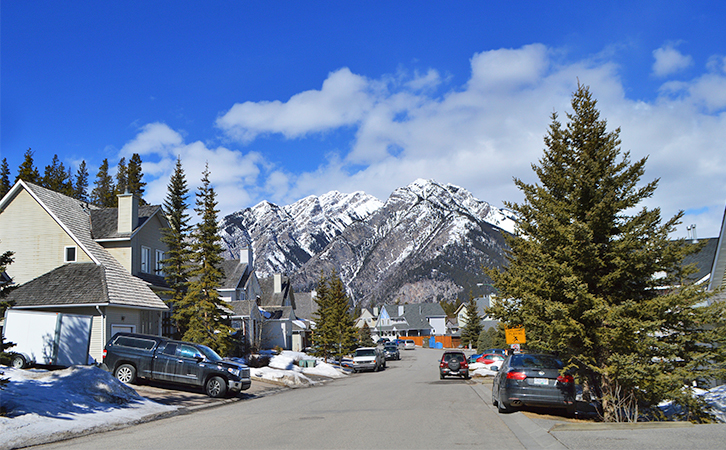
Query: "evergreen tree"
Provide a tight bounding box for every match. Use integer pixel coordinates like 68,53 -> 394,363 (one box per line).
312,270 -> 357,362
487,84 -> 726,422
115,157 -> 128,197
73,161 -> 90,202
15,148 -> 40,184
179,165 -> 233,355
161,157 -> 193,339
358,322 -> 375,347
311,271 -> 332,359
0,250 -> 17,390
127,153 -> 147,203
460,294 -> 483,349
0,158 -> 11,198
476,325 -> 506,353
42,154 -> 73,195
90,159 -> 116,207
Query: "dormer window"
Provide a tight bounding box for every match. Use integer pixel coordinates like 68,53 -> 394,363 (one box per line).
64,246 -> 77,263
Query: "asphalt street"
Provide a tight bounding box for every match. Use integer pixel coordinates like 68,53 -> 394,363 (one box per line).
33,348 -> 726,449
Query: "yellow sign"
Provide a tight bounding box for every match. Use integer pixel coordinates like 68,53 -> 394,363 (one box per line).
505,327 -> 526,345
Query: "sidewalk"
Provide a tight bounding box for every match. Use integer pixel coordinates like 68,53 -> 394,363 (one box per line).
473,378 -> 726,449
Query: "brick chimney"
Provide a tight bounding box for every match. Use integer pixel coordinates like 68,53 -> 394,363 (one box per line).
117,192 -> 139,234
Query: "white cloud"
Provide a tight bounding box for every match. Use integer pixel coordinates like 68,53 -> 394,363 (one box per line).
653,44 -> 693,77
127,44 -> 726,238
215,68 -> 374,143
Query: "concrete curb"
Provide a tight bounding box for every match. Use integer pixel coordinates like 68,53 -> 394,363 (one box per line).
550,421 -> 695,431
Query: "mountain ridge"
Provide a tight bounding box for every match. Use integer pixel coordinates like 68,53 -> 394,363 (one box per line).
219,179 -> 514,306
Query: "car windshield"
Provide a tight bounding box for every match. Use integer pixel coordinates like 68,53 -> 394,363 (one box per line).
356,349 -> 375,357
510,354 -> 563,369
197,344 -> 222,362
384,344 -> 397,349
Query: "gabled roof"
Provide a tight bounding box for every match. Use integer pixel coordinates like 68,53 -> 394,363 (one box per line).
5,181 -> 167,310
7,263 -> 109,307
219,260 -> 251,290
260,305 -> 295,320
681,237 -> 719,283
258,275 -> 295,309
90,205 -> 164,240
227,300 -> 259,317
292,291 -> 318,321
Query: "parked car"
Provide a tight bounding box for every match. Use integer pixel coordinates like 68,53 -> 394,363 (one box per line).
103,332 -> 251,398
352,347 -> 385,372
468,353 -> 483,364
491,353 -> 575,415
439,350 -> 470,379
403,339 -> 416,350
383,342 -> 400,360
476,353 -> 505,370
483,348 -> 506,355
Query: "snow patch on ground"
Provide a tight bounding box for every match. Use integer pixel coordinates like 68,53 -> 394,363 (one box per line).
0,366 -> 176,449
252,351 -> 348,387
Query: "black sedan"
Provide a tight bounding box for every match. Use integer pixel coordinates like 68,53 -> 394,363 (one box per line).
383,343 -> 400,360
491,353 -> 575,415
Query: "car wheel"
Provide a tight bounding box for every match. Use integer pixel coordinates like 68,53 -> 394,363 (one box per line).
11,354 -> 26,369
464,373 -> 470,380
440,371 -> 445,380
114,364 -> 137,384
205,376 -> 227,398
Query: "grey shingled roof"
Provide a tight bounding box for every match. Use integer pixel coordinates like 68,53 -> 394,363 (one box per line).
227,300 -> 257,317
219,260 -> 250,290
7,263 -> 109,306
258,275 -> 296,309
681,237 -> 719,283
21,182 -> 167,310
90,205 -> 162,240
293,291 -> 318,320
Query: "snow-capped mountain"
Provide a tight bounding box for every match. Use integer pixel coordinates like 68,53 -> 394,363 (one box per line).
219,179 -> 514,306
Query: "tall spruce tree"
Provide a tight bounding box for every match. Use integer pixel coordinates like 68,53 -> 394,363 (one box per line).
179,164 -> 233,355
90,159 -> 116,207
161,157 -> 193,339
127,153 -> 147,203
15,148 -> 40,184
460,294 -> 483,349
487,84 -> 726,422
115,157 -> 128,198
73,161 -> 90,202
312,270 -> 357,362
0,158 -> 11,198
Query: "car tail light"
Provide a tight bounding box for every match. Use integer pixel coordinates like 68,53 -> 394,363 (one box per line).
440,361 -> 447,368
102,349 -> 107,361
506,371 -> 527,380
557,374 -> 574,384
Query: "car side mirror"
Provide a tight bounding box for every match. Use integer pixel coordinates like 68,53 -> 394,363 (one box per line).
195,356 -> 205,362
492,366 -> 499,371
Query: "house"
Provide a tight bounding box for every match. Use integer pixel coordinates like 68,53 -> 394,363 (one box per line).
456,295 -> 499,331
354,308 -> 376,329
257,274 -> 298,350
0,181 -> 169,362
290,290 -> 317,352
373,303 -> 447,340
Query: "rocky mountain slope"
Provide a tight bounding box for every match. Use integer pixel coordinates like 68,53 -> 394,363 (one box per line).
219,179 -> 516,307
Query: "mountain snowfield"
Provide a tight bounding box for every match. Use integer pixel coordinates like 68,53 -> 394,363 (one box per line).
219,179 -> 516,306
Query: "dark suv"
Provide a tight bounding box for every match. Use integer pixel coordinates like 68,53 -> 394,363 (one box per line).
439,350 -> 470,379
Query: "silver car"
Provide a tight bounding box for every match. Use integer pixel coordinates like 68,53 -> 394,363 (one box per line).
352,347 -> 386,372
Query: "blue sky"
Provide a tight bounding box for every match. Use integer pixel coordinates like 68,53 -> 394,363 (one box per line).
2,1 -> 726,237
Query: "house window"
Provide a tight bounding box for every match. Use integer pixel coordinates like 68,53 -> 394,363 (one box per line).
64,246 -> 77,262
155,249 -> 165,275
141,246 -> 151,273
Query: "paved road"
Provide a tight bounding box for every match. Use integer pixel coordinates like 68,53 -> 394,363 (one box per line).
37,348 -> 525,449
35,348 -> 726,449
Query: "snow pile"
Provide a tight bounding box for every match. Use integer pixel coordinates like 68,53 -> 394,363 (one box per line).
0,366 -> 175,449
469,362 -> 498,377
251,366 -> 315,387
703,385 -> 726,422
252,351 -> 348,386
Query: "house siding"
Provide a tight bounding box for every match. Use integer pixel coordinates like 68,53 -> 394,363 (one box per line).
0,189 -> 93,284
